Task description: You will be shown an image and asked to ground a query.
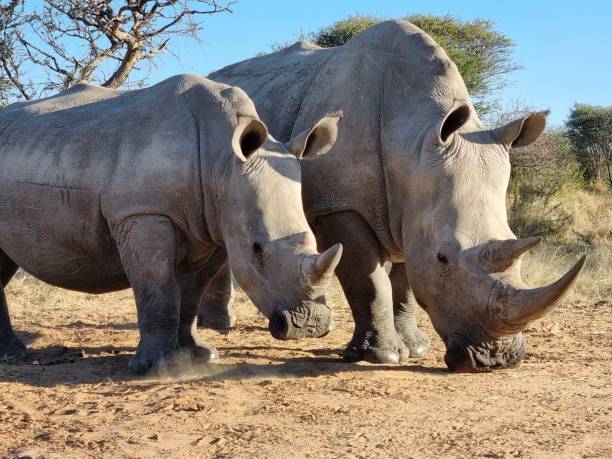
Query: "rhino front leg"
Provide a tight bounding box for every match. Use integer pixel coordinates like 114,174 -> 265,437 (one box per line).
196,249 -> 236,330
115,216 -> 186,375
0,252 -> 25,359
314,212 -> 409,364
389,263 -> 431,358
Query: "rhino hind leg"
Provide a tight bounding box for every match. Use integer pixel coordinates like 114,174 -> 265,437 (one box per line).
176,252 -> 225,364
196,249 -> 236,331
0,252 -> 26,359
313,212 -> 409,364
115,216 -> 192,375
389,263 -> 431,358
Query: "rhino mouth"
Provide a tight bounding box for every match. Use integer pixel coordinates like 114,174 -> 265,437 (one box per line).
443,333 -> 526,372
268,301 -> 335,340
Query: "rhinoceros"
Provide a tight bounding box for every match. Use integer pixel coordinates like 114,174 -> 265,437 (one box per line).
206,20 -> 585,372
0,74 -> 343,374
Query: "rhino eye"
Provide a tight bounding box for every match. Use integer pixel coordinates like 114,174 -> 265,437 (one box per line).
253,242 -> 263,254
437,253 -> 449,265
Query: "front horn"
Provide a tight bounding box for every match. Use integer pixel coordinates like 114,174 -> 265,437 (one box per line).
499,255 -> 586,329
301,243 -> 343,286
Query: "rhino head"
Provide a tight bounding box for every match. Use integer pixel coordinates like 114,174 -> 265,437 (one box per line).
395,103 -> 585,372
220,114 -> 343,340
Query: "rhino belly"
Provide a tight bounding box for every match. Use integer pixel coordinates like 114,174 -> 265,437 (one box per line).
0,181 -> 127,293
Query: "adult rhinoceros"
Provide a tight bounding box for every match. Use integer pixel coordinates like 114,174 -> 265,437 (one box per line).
0,74 -> 343,374
206,21 -> 585,372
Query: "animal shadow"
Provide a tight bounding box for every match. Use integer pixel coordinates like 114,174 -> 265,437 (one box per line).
0,343 -> 447,387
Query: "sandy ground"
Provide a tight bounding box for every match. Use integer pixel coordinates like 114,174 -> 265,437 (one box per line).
0,274 -> 610,459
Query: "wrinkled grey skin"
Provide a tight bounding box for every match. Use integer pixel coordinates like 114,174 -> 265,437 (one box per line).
207,20 -> 585,372
0,74 -> 343,374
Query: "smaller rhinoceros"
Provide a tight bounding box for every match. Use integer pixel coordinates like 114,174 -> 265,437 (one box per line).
0,74 -> 342,374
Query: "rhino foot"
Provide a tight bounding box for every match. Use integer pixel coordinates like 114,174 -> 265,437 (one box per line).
183,339 -> 219,364
197,305 -> 237,331
395,324 -> 431,359
197,312 -> 236,331
0,334 -> 27,360
128,336 -> 190,375
342,333 -> 410,364
178,324 -> 220,364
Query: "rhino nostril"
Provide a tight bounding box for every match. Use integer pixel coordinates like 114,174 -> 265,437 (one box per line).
268,310 -> 289,340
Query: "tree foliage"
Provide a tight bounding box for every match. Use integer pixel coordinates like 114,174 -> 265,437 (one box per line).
566,104 -> 612,188
507,129 -> 578,238
0,0 -> 233,105
312,14 -> 378,48
307,14 -> 519,115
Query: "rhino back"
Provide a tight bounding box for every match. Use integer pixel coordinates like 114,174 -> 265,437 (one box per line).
0,75 -> 221,291
210,21 -> 474,259
210,41 -> 335,142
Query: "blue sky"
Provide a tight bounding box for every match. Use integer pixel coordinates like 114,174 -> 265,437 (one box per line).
144,0 -> 612,127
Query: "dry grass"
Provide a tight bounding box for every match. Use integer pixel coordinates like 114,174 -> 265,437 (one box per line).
522,241 -> 611,304
7,272 -> 135,318
555,187 -> 612,244
516,186 -> 611,305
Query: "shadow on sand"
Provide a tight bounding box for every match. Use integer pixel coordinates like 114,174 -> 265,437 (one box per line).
0,340 -> 449,387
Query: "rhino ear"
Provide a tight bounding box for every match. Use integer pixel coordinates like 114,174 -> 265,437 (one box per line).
438,102 -> 471,144
286,115 -> 341,159
232,117 -> 268,161
496,111 -> 548,148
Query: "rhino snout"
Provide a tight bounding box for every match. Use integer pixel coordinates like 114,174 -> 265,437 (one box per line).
268,301 -> 335,340
443,334 -> 526,373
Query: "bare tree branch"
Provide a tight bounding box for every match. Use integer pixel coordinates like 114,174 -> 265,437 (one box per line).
1,0 -> 234,104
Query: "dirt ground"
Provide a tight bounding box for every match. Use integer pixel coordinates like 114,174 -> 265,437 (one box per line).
0,274 -> 610,459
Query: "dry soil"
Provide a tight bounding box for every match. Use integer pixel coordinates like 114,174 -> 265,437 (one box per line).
0,275 -> 610,458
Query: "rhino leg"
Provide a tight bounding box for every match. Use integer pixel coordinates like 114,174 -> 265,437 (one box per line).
115,216 -> 188,375
176,252 -> 223,364
389,263 -> 431,358
314,212 -> 409,364
0,252 -> 26,359
196,249 -> 236,331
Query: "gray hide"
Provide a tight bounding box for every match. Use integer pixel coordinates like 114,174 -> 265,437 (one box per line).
208,21 -> 585,372
0,74 -> 343,374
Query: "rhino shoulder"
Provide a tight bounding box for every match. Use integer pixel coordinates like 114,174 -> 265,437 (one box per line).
160,74 -> 258,121
2,82 -> 121,118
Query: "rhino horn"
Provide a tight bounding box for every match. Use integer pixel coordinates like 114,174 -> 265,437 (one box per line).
305,243 -> 343,286
481,237 -> 543,272
499,255 -> 586,328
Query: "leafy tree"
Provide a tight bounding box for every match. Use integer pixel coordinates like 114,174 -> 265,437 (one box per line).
507,129 -> 578,238
302,14 -> 519,116
312,14 -> 378,48
0,0 -> 233,104
566,104 -> 612,187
